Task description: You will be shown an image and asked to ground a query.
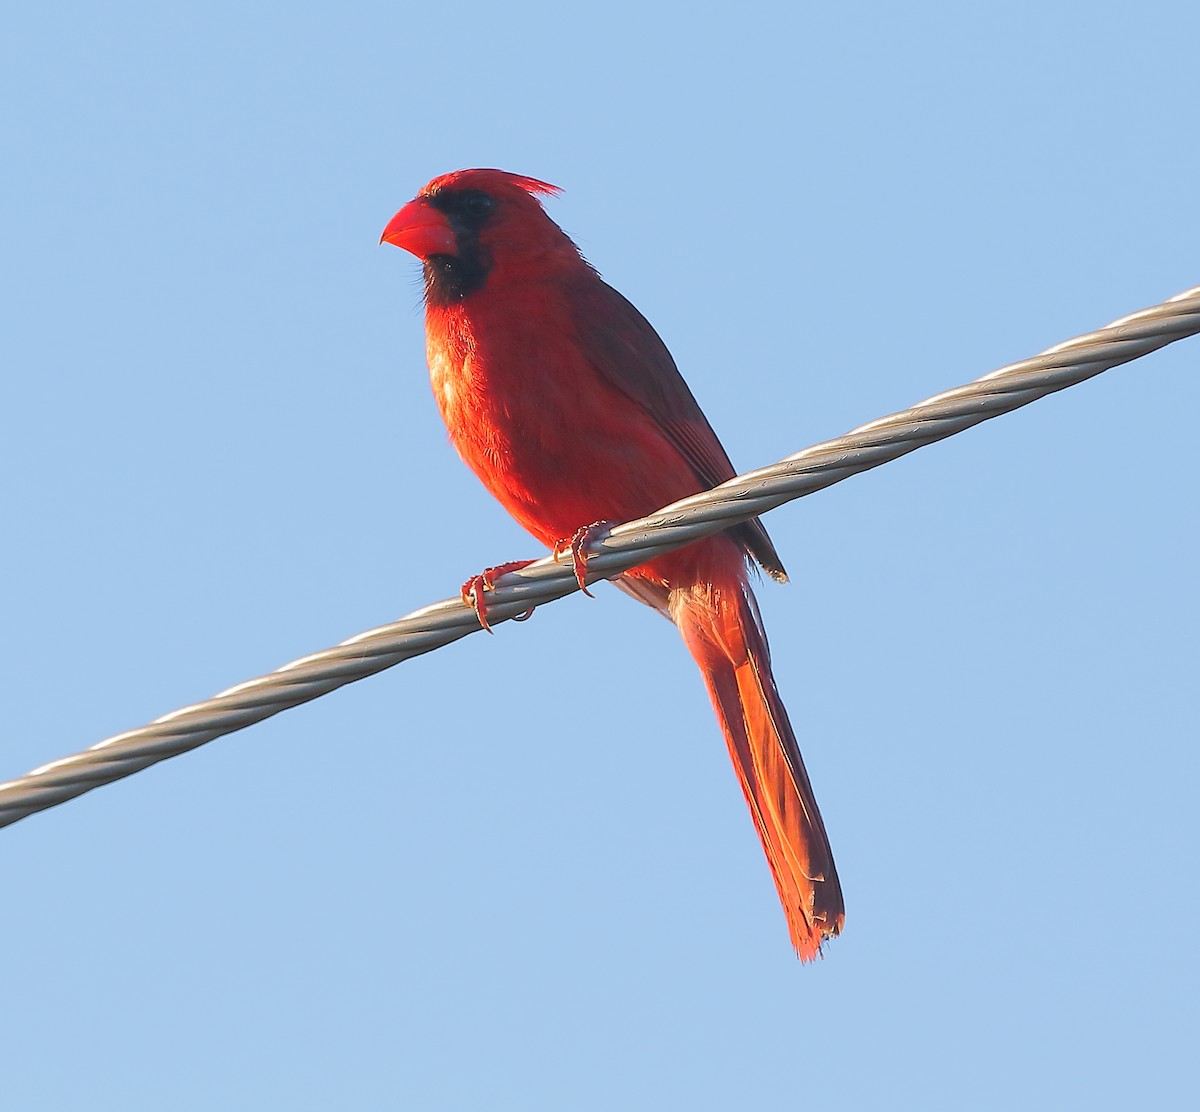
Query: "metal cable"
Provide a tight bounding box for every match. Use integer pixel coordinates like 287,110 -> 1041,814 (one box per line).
2,285 -> 1197,829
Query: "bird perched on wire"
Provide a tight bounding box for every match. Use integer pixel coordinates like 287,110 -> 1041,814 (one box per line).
381,169 -> 843,959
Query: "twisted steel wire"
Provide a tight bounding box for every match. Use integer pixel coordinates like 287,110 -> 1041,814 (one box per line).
2,285 -> 1197,829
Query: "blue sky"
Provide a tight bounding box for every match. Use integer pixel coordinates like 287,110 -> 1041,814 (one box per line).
2,3 -> 1197,1109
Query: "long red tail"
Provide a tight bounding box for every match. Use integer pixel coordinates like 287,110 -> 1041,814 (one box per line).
670,570 -> 844,959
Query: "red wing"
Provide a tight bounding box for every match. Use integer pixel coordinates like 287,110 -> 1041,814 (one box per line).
573,277 -> 786,581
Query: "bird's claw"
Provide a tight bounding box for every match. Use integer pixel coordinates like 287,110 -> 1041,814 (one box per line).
552,521 -> 615,597
460,560 -> 537,633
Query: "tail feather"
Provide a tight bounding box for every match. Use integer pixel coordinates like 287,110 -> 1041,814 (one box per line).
671,573 -> 844,959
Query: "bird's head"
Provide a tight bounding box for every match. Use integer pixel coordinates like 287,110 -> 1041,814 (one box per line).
381,169 -> 576,304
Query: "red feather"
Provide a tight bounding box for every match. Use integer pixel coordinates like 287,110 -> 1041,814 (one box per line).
382,169 -> 843,958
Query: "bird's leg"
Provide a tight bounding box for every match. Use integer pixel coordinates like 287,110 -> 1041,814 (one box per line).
461,560 -> 537,633
552,521 -> 615,597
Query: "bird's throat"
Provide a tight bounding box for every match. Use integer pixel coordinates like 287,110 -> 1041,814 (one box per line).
423,245 -> 491,306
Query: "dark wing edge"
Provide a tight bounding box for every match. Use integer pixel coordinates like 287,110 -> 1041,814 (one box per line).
574,278 -> 787,582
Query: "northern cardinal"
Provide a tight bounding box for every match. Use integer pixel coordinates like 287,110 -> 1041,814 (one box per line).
382,169 -> 843,958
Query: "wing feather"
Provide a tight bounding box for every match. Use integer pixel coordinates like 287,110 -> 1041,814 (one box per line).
572,277 -> 787,581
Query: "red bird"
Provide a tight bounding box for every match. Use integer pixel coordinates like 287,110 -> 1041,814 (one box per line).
381,169 -> 843,958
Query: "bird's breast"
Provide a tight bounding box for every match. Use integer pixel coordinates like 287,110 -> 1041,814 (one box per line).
423,296 -> 698,555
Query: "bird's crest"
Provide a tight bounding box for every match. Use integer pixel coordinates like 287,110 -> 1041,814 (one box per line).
421,168 -> 562,203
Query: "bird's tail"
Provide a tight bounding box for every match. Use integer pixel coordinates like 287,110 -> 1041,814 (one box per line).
669,568 -> 844,959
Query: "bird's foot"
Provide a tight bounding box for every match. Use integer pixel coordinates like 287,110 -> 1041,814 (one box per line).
552,521 -> 615,597
461,560 -> 537,633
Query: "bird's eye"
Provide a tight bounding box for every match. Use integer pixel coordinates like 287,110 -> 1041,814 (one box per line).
462,192 -> 494,218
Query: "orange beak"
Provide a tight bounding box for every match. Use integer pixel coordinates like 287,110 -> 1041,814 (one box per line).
379,198 -> 458,259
